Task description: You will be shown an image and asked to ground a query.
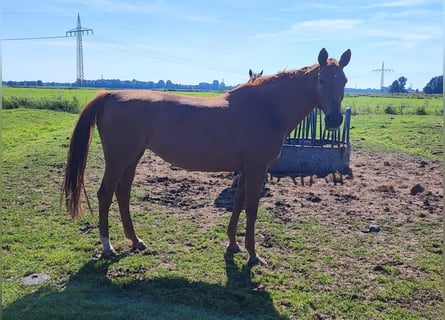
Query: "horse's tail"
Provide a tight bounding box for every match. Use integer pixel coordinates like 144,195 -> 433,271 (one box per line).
61,91 -> 109,219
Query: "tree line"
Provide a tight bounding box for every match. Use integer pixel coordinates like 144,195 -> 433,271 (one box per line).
2,79 -> 234,91
3,75 -> 442,94
388,75 -> 442,94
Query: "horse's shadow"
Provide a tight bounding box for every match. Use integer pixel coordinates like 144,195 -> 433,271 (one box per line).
214,184 -> 272,212
214,169 -> 352,212
4,253 -> 288,320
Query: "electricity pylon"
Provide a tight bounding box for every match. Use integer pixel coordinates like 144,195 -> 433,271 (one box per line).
372,62 -> 393,92
66,13 -> 93,86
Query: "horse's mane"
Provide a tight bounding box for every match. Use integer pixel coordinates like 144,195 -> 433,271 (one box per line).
228,62 -> 332,96
239,63 -> 319,88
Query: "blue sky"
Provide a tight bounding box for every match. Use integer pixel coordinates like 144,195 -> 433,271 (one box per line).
2,0 -> 443,89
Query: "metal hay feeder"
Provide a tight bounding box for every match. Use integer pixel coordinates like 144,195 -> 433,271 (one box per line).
269,107 -> 352,178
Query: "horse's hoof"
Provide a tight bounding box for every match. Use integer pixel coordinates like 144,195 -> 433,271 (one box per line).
101,248 -> 118,259
248,255 -> 268,266
226,243 -> 243,253
132,241 -> 148,251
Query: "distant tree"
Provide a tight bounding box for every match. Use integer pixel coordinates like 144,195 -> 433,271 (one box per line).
388,80 -> 399,93
165,80 -> 173,89
398,76 -> 407,92
157,80 -> 165,89
2,78 -> 236,90
198,82 -> 211,90
423,75 -> 443,94
388,76 -> 408,93
212,80 -> 219,90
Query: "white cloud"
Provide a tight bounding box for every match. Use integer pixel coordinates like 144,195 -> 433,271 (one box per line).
278,3 -> 341,12
364,24 -> 441,41
291,19 -> 363,32
61,0 -> 222,24
362,0 -> 440,8
61,0 -> 168,14
252,19 -> 362,40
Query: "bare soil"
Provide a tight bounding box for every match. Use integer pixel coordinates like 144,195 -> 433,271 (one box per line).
124,150 -> 443,313
133,151 -> 443,232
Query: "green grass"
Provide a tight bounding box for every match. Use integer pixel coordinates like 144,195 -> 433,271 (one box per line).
2,87 -> 222,113
2,89 -> 443,319
3,87 -> 442,115
2,87 -> 98,103
350,114 -> 443,163
343,94 -> 443,115
2,87 -> 221,106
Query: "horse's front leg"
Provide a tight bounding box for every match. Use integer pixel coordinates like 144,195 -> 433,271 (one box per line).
244,166 -> 268,266
115,152 -> 147,251
227,172 -> 245,253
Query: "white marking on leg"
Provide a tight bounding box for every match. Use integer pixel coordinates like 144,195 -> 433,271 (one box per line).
100,235 -> 115,254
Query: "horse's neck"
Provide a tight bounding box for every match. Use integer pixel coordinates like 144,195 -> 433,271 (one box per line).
267,70 -> 318,133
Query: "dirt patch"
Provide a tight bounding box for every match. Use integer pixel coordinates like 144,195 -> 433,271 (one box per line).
134,151 -> 442,227
118,151 -> 443,313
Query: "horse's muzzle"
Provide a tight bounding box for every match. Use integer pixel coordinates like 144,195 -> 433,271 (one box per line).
325,112 -> 343,131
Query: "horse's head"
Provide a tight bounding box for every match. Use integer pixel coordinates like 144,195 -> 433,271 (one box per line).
316,48 -> 351,130
248,69 -> 263,84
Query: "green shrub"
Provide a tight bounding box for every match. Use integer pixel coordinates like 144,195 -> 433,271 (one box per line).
415,106 -> 427,115
2,95 -> 80,113
384,104 -> 397,114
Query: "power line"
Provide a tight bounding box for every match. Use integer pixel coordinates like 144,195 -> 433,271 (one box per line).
2,35 -> 67,41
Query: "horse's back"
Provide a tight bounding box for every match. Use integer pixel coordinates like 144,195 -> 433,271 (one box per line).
96,90 -> 246,171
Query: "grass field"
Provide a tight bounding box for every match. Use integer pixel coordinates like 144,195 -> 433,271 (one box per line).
2,88 -> 443,319
3,86 -> 443,115
350,114 -> 443,162
2,87 -> 223,114
343,94 -> 443,115
2,86 -> 223,100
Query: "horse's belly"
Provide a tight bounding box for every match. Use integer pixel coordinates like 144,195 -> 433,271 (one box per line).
150,141 -> 240,172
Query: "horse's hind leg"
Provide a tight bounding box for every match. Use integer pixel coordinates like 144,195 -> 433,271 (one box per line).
115,151 -> 147,251
97,167 -> 122,257
227,172 -> 245,253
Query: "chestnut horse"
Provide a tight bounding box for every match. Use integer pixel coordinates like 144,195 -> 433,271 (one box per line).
231,68 -> 265,186
248,69 -> 263,83
62,48 -> 351,265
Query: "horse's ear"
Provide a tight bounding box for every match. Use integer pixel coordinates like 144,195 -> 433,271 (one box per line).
318,48 -> 328,67
249,69 -> 253,77
259,70 -> 263,76
340,49 -> 351,68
